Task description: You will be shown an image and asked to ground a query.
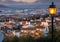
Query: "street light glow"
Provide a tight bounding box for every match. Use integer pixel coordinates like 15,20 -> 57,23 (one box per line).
49,8 -> 56,15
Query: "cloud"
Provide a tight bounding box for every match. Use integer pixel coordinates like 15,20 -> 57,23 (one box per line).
1,0 -> 6,2
0,0 -> 59,5
12,0 -> 37,3
12,0 -> 21,2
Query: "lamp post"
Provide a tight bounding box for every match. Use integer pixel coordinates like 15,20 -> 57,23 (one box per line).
48,2 -> 57,41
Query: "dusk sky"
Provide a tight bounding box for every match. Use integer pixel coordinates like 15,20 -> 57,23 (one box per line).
0,0 -> 60,5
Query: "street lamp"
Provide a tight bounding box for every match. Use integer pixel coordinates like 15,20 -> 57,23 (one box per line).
49,2 -> 56,15
48,2 -> 57,41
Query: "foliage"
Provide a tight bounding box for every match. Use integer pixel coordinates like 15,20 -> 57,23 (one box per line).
2,28 -> 60,42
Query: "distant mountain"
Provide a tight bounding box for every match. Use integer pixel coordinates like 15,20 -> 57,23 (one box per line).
0,5 -> 12,10
8,4 -> 49,10
0,4 -> 59,10
0,4 -> 50,10
0,5 -> 8,8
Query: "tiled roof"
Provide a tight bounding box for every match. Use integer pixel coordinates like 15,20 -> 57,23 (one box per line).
22,26 -> 45,30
